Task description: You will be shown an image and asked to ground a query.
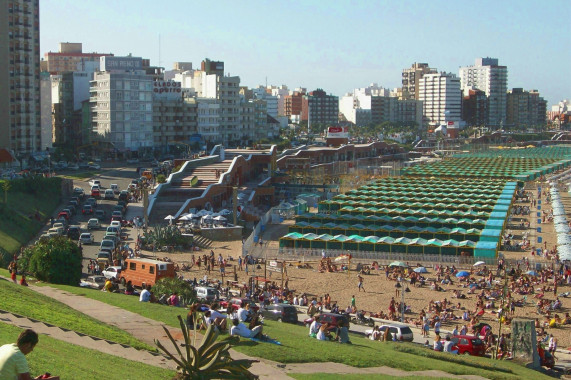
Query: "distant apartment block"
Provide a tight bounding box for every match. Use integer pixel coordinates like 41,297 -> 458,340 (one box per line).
301,89 -> 339,125
0,0 -> 42,156
43,42 -> 113,74
284,91 -> 304,119
462,88 -> 488,126
419,72 -> 461,127
506,88 -> 547,128
459,58 -> 508,126
401,63 -> 436,100
90,56 -> 154,150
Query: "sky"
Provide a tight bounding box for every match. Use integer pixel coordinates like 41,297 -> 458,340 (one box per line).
41,0 -> 570,106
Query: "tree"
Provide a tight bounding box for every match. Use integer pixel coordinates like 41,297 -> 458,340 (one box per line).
19,236 -> 83,285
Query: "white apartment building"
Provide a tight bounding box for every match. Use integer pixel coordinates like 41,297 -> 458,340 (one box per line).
252,86 -> 278,118
196,98 -> 220,144
90,56 -> 153,150
459,58 -> 508,126
269,85 -> 289,116
419,72 -> 461,127
175,66 -> 240,146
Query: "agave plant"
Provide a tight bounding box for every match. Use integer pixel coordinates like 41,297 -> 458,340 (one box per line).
155,315 -> 258,380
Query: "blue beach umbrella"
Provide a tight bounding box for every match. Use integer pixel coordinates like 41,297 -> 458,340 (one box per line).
414,267 -> 428,273
456,271 -> 470,278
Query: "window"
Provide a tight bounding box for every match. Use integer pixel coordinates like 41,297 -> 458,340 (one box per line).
129,262 -> 136,270
149,266 -> 154,274
142,265 -> 145,269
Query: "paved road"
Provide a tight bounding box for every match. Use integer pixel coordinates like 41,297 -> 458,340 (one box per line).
42,166 -> 142,273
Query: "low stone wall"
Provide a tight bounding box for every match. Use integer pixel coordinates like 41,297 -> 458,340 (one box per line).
200,226 -> 243,241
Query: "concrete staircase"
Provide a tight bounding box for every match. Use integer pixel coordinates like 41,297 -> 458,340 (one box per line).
193,234 -> 213,249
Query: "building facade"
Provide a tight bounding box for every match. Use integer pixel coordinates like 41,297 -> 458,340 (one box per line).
0,0 -> 41,157
284,91 -> 304,119
152,97 -> 198,148
506,88 -> 547,128
401,63 -> 436,100
301,89 -> 339,125
51,71 -> 91,146
43,42 -> 112,74
459,58 -> 508,127
196,98 -> 220,145
462,88 -> 488,126
418,72 -> 461,127
90,56 -> 154,150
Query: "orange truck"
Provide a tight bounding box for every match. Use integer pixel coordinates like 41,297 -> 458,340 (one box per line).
119,258 -> 175,288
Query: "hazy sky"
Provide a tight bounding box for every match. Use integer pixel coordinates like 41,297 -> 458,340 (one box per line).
41,0 -> 570,105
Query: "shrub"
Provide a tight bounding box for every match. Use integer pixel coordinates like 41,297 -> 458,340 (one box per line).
152,277 -> 196,306
19,236 -> 83,285
156,174 -> 166,184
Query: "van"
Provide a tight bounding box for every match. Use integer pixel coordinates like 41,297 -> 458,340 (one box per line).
110,184 -> 120,194
195,287 -> 220,302
119,258 -> 175,288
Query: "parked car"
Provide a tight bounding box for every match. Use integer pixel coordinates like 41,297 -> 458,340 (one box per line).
87,218 -> 101,230
88,163 -> 101,170
90,180 -> 101,188
100,239 -> 115,252
54,217 -> 68,227
52,222 -> 66,231
91,188 -> 101,198
118,190 -> 129,202
63,206 -> 75,216
48,227 -> 64,236
68,200 -> 79,208
79,232 -> 95,245
444,335 -> 486,356
304,313 -> 351,332
57,211 -> 70,220
104,233 -> 120,245
95,209 -> 106,220
110,184 -> 120,193
261,304 -> 298,324
80,275 -> 107,290
111,210 -> 123,219
67,226 -> 81,240
109,220 -> 122,231
82,204 -> 94,215
364,324 -> 414,342
102,266 -> 122,280
106,226 -> 120,237
219,298 -> 259,313
195,287 -> 220,302
73,187 -> 85,197
104,189 -> 114,200
86,197 -> 98,208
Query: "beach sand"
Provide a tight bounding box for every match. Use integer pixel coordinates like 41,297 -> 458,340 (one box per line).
147,179 -> 571,349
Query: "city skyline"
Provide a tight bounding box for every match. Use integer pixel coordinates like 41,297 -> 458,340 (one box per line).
41,0 -> 570,105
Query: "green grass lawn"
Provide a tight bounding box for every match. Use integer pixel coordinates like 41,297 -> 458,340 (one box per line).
0,180 -> 61,256
59,171 -> 97,180
290,375 -> 462,380
6,273 -> 552,380
0,278 -> 154,351
31,279 -> 186,328
229,321 -> 551,380
0,324 -> 174,380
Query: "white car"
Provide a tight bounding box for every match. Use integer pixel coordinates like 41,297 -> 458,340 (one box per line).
79,232 -> 94,245
80,275 -> 107,290
90,179 -> 101,188
102,266 -> 122,280
110,184 -> 120,194
109,220 -> 121,230
100,239 -> 115,252
365,324 -> 414,342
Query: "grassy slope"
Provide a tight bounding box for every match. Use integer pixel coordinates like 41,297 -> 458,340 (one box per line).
18,276 -> 551,380
0,181 -> 61,254
291,375 -> 464,380
0,324 -> 174,380
0,278 -> 153,351
229,320 -> 549,380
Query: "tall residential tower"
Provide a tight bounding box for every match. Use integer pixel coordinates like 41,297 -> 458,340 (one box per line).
0,0 -> 41,157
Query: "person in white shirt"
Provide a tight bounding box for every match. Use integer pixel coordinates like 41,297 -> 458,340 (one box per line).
139,285 -> 151,302
230,319 -> 262,338
443,336 -> 458,354
308,316 -> 321,337
434,319 -> 441,335
237,303 -> 251,322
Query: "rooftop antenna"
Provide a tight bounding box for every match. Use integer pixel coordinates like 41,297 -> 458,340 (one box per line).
158,33 -> 161,68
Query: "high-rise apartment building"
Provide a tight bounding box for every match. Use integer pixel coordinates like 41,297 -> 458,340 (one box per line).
43,43 -> 113,74
459,58 -> 508,126
462,88 -> 488,126
284,91 -> 305,119
0,0 -> 41,157
90,56 -> 154,150
196,99 -> 220,145
175,59 -> 240,146
401,63 -> 436,100
369,97 -> 423,127
301,89 -> 339,125
419,72 -> 461,127
506,88 -> 547,128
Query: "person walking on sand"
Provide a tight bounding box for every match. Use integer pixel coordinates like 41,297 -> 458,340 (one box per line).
357,274 -> 365,292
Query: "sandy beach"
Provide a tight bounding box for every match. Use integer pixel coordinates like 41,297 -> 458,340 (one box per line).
146,177 -> 571,350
